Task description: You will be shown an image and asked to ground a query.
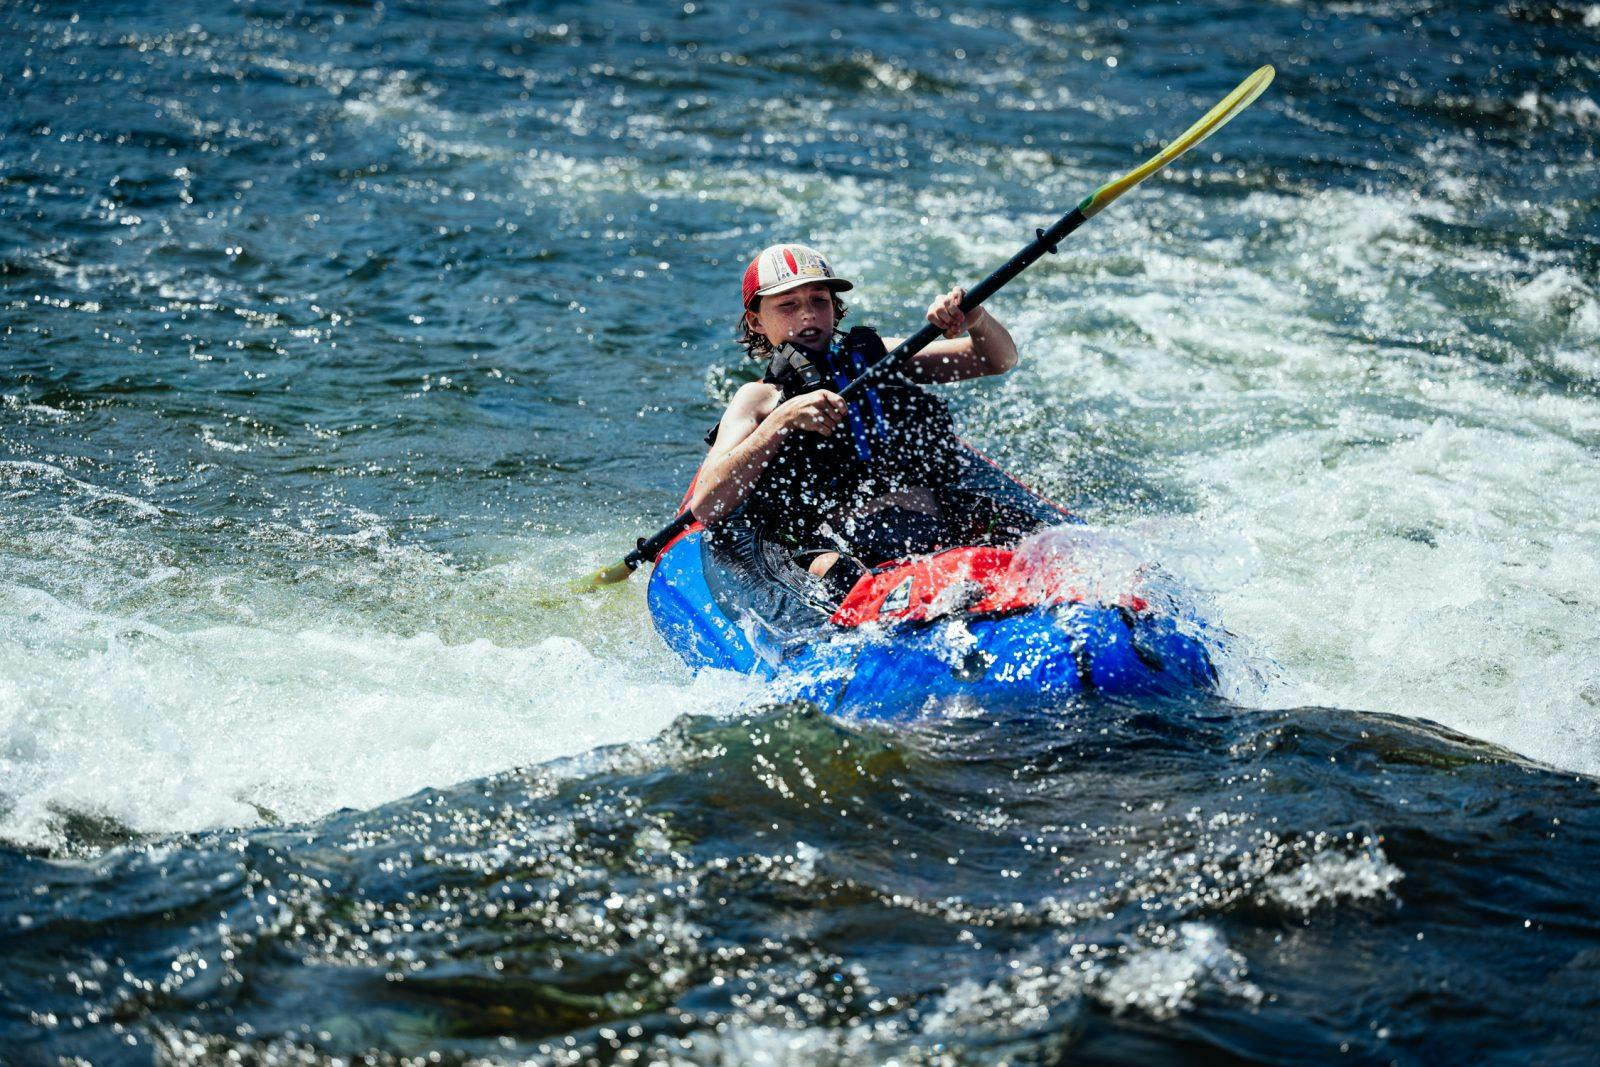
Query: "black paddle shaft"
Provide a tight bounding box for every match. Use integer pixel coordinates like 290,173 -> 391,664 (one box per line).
623,205 -> 1090,571
625,508 -> 695,569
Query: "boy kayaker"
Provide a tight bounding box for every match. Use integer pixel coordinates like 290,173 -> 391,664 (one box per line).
690,243 -> 1019,597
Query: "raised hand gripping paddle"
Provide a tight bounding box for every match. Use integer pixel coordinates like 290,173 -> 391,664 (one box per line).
579,64 -> 1275,592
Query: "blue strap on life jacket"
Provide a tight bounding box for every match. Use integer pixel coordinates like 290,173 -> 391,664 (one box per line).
833,361 -> 873,462
823,335 -> 891,463
846,342 -> 890,445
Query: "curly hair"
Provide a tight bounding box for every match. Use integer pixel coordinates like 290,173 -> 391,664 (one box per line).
735,295 -> 849,361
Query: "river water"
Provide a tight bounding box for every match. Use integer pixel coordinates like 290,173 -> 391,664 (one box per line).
3,0 -> 1598,1062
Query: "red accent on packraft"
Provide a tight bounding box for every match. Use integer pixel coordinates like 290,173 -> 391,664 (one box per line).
831,546 -> 1080,627
829,545 -> 1155,628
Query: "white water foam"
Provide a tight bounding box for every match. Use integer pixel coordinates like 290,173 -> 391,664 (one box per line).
0,528 -> 752,851
1092,923 -> 1263,1021
1199,417 -> 1600,773
1265,846 -> 1404,914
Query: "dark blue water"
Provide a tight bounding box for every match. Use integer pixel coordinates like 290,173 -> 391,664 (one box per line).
6,701 -> 1600,1064
4,0 -> 1600,1062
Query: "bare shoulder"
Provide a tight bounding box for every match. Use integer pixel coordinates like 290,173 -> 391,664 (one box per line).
729,379 -> 781,420
707,380 -> 780,457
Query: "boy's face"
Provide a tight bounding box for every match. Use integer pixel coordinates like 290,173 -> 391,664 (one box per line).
746,282 -> 836,352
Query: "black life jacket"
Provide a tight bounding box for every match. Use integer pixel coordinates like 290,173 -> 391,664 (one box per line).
741,326 -> 967,542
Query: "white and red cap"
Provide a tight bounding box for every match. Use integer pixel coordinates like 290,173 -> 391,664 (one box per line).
741,243 -> 854,310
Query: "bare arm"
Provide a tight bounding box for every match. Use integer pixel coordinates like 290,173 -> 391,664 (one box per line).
689,382 -> 847,524
888,287 -> 1019,385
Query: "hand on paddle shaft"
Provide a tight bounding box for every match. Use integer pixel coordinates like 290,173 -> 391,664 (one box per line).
928,288 -> 987,340
773,391 -> 848,438
578,65 -> 1275,591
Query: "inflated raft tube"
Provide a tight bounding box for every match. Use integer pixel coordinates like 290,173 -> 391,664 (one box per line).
646,444 -> 1218,721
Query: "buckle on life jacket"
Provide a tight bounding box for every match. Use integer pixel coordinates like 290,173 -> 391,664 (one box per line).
771,343 -> 827,393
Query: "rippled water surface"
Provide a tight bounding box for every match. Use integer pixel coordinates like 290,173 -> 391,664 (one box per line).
3,0 -> 1599,1062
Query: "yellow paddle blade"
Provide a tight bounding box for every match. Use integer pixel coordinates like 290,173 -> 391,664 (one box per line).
1079,64 -> 1275,219
574,558 -> 636,593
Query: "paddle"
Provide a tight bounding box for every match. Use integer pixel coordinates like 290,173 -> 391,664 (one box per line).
579,64 -> 1275,591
